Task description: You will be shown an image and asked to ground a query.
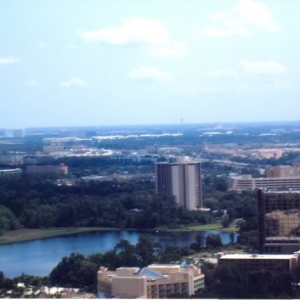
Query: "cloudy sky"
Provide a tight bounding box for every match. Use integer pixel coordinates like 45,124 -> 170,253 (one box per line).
1,0 -> 299,128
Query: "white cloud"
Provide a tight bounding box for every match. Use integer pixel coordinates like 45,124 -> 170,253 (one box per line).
0,56 -> 19,65
80,17 -> 187,57
38,42 -> 49,49
128,67 -> 173,82
59,78 -> 87,87
235,0 -> 278,31
240,59 -> 285,74
81,17 -> 170,45
28,80 -> 39,86
207,68 -> 238,78
203,0 -> 278,37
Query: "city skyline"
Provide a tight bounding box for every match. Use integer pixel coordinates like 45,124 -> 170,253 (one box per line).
1,0 -> 300,128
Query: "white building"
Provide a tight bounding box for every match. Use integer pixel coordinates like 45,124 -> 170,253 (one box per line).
228,174 -> 300,191
155,156 -> 202,210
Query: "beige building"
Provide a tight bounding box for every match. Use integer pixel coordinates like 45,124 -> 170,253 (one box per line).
266,164 -> 300,178
217,251 -> 300,273
97,264 -> 205,298
155,157 -> 202,210
228,174 -> 300,191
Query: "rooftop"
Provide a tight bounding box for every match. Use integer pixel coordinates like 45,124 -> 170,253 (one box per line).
219,253 -> 297,260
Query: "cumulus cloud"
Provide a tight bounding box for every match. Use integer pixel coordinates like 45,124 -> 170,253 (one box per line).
0,56 -> 19,65
28,80 -> 39,86
80,17 -> 187,57
59,78 -> 87,87
239,59 -> 285,74
203,0 -> 278,37
128,67 -> 173,82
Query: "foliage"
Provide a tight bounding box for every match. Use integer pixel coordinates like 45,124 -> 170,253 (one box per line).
0,176 -> 214,232
0,205 -> 20,235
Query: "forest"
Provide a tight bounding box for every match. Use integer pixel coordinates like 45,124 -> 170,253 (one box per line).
0,173 -> 256,242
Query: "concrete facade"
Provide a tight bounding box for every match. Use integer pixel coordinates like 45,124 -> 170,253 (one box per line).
97,264 -> 205,298
155,157 -> 202,210
217,251 -> 300,273
228,175 -> 300,191
266,165 -> 300,178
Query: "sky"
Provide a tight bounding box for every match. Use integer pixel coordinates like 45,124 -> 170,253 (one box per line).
1,0 -> 300,128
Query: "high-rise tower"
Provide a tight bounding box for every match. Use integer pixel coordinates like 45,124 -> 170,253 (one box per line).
155,156 -> 202,210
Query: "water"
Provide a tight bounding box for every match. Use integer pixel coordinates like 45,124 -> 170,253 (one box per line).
0,230 -> 237,277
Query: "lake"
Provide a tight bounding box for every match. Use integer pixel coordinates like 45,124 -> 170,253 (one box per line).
0,230 -> 237,277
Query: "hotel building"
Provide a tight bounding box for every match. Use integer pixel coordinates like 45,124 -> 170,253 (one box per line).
155,157 -> 202,210
97,264 -> 205,298
217,251 -> 300,273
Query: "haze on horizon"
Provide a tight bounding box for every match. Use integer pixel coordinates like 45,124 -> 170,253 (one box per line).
1,0 -> 299,128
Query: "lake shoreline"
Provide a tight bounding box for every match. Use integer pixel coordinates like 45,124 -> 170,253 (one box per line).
0,223 -> 237,245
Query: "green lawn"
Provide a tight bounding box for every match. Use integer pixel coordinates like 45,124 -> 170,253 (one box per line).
0,227 -> 118,245
157,222 -> 238,232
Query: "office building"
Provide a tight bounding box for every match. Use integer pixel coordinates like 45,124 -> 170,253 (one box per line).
217,251 -> 300,273
258,189 -> 300,253
155,156 -> 202,210
97,264 -> 205,298
228,175 -> 300,191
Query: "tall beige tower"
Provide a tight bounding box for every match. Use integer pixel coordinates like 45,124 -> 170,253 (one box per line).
155,156 -> 202,210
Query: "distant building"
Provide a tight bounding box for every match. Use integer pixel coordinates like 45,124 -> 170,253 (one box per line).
258,189 -> 300,253
97,264 -> 205,298
4,129 -> 25,138
217,251 -> 300,273
0,152 -> 26,165
0,168 -> 22,175
155,156 -> 202,210
26,163 -> 68,175
228,174 -> 300,191
266,164 -> 300,178
43,145 -> 64,154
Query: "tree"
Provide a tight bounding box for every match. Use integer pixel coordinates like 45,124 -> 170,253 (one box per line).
135,235 -> 155,267
0,271 -> 5,288
221,215 -> 231,228
114,239 -> 138,266
206,233 -> 222,248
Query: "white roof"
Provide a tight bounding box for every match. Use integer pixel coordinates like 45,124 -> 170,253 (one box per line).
220,254 -> 294,260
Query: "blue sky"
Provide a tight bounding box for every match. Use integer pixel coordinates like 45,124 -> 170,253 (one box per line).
1,0 -> 299,128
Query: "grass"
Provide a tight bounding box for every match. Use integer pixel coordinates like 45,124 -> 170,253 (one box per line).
0,227 -> 118,245
0,222 -> 238,245
157,222 -> 238,232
